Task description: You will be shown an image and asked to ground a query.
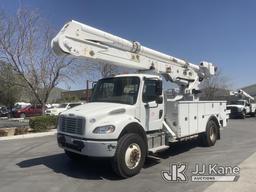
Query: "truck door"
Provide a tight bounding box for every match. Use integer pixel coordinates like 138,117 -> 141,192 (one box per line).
142,79 -> 164,131
245,101 -> 250,114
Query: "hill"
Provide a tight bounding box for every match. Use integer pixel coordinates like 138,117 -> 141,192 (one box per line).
240,84 -> 256,97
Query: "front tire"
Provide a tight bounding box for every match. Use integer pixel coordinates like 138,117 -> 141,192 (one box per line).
112,133 -> 146,178
241,111 -> 246,119
201,120 -> 218,147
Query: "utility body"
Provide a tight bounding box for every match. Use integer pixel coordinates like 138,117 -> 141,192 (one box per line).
227,89 -> 256,118
52,20 -> 229,178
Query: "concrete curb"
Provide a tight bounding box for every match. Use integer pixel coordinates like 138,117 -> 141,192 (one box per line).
0,129 -> 57,141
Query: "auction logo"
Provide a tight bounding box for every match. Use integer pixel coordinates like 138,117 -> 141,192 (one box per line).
161,163 -> 240,182
161,163 -> 188,182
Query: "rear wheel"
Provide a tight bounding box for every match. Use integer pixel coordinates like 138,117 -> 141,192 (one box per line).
20,113 -> 26,118
112,133 -> 146,178
201,120 -> 218,147
241,111 -> 246,119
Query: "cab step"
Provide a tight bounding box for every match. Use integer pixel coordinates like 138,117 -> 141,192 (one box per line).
148,145 -> 169,154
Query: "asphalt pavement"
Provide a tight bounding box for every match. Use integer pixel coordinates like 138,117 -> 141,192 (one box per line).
0,118 -> 256,192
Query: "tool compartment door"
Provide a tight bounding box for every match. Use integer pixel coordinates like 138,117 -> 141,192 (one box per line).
178,103 -> 189,137
188,103 -> 198,135
197,103 -> 207,133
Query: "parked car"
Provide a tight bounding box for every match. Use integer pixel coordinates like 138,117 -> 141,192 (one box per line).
45,102 -> 83,116
14,102 -> 31,109
0,106 -> 11,117
13,105 -> 43,118
45,103 -> 61,109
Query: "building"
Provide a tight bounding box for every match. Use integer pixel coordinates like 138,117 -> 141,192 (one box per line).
61,89 -> 92,102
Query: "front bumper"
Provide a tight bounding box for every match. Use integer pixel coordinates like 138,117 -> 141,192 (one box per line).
229,111 -> 243,118
57,133 -> 117,157
227,107 -> 243,118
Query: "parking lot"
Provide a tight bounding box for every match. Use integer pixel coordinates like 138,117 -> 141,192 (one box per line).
0,118 -> 255,192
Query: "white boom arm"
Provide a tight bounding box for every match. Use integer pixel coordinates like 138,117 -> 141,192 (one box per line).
51,20 -> 216,96
230,89 -> 255,101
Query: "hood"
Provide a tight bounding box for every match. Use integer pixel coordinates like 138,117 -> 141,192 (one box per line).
61,102 -> 131,117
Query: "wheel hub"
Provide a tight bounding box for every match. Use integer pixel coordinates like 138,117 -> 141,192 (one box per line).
125,143 -> 141,169
130,149 -> 140,163
210,126 -> 216,141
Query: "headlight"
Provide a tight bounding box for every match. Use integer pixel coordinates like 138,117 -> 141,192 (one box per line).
93,125 -> 115,134
238,108 -> 242,112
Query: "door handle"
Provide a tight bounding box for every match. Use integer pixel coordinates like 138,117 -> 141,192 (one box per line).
159,110 -> 163,119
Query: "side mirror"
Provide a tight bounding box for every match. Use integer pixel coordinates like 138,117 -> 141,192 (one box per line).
156,96 -> 163,104
192,89 -> 202,94
155,80 -> 162,96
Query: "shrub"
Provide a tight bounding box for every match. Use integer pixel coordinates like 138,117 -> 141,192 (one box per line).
15,127 -> 29,135
0,130 -> 8,137
29,115 -> 58,132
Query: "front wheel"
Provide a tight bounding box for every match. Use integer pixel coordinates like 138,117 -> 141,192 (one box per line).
112,133 -> 146,178
241,111 -> 246,119
200,120 -> 218,147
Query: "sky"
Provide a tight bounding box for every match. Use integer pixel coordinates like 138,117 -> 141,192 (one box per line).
1,0 -> 256,90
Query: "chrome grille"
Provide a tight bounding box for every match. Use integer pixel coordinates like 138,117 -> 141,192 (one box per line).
227,107 -> 238,113
59,116 -> 85,135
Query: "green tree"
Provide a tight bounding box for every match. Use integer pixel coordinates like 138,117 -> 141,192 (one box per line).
0,8 -> 77,113
0,62 -> 21,107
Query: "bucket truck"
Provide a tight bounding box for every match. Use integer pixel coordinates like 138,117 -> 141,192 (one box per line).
51,20 -> 229,178
227,89 -> 256,118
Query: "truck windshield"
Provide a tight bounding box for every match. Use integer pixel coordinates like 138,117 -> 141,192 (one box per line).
228,101 -> 245,105
91,77 -> 140,105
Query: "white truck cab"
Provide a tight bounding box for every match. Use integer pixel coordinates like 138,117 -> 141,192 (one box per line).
57,74 -> 163,155
227,89 -> 256,119
227,99 -> 256,118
